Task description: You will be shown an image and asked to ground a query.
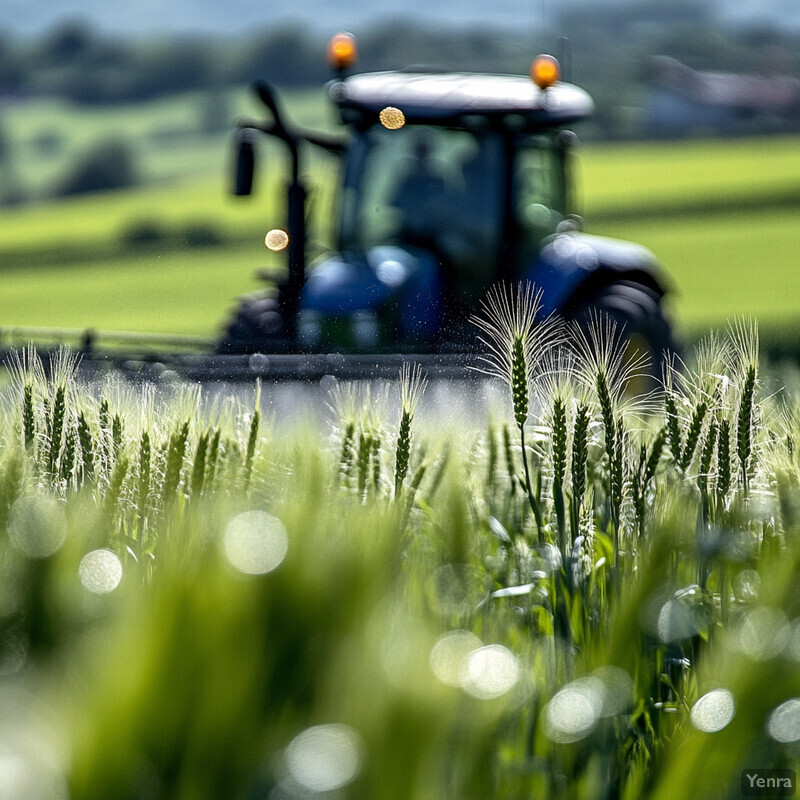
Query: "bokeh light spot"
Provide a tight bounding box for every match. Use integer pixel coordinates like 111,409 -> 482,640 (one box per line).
379,106 -> 405,129
285,724 -> 363,793
223,510 -> 288,575
79,549 -> 123,594
0,749 -> 68,800
545,678 -> 604,743
8,496 -> 67,559
429,630 -> 482,687
265,229 -> 289,251
767,698 -> 800,743
690,689 -> 735,733
592,666 -> 634,717
462,644 -> 519,700
739,607 -> 790,660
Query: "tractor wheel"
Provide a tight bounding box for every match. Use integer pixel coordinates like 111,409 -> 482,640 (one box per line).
565,279 -> 677,390
217,292 -> 284,354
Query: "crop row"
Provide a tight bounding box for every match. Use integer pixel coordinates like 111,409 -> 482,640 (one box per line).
1,304 -> 799,798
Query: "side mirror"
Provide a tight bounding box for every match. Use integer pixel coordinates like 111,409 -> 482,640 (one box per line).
233,131 -> 256,196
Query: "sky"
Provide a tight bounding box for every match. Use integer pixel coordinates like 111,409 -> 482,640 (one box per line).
1,0 -> 798,37
1,0 -> 552,36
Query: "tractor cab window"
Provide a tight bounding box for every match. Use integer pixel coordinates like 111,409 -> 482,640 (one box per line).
339,125 -> 504,303
514,134 -> 566,265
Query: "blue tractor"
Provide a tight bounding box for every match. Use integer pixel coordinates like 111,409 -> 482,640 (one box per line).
221,34 -> 673,373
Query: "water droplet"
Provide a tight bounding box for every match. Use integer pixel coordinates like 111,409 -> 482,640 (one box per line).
545,678 -> 604,743
690,689 -> 735,733
248,353 -> 269,373
429,630 -> 482,687
79,549 -> 123,594
265,229 -> 289,251
223,510 -> 288,575
767,698 -> 800,743
285,724 -> 363,793
8,496 -> 67,559
462,644 -> 520,700
379,106 -> 405,129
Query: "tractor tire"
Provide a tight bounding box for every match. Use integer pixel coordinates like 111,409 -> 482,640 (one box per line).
565,279 -> 677,388
217,292 -> 284,354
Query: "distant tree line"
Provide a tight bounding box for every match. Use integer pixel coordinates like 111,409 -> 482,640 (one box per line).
2,1 -> 800,139
0,20 -> 541,104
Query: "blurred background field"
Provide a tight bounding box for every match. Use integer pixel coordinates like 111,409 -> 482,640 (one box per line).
0,115 -> 798,339
2,5 -> 800,346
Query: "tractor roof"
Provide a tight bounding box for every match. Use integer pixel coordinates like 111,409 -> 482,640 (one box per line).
330,70 -> 594,129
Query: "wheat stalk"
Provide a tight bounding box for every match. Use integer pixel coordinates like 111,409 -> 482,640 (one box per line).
60,419 -> 76,487
162,421 -> 189,503
471,283 -> 562,536
48,384 -> 66,478
357,431 -> 372,498
679,399 -> 708,473
339,421 -> 356,488
371,434 -> 382,491
571,401 -> 590,523
191,430 -> 209,497
22,383 -> 35,452
664,392 -> 683,466
206,427 -> 221,491
729,317 -> 759,496
77,411 -> 95,485
394,363 -> 427,496
137,430 -> 152,525
717,418 -> 732,501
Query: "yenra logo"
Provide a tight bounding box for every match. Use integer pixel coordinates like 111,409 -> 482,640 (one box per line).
741,769 -> 796,797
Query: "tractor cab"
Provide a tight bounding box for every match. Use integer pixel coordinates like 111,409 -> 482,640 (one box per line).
329,64 -> 590,313
222,35 -> 672,361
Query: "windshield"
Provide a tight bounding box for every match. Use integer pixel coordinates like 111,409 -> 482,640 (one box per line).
339,125 -> 505,290
514,133 -> 567,267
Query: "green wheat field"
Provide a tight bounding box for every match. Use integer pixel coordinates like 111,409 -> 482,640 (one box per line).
1,298 -> 800,798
